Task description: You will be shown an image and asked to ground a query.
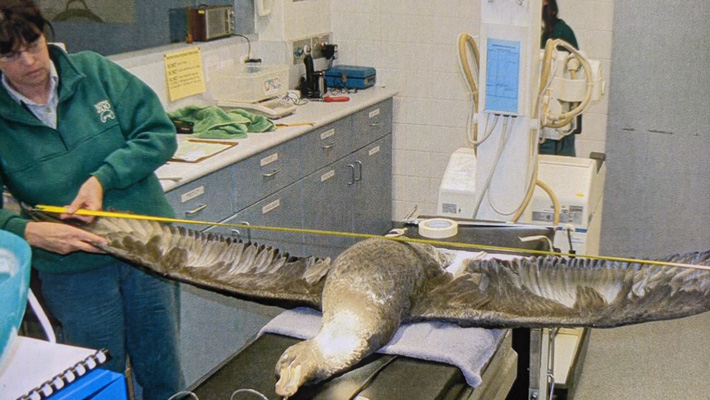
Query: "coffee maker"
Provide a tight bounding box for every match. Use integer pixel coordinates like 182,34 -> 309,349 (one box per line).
299,53 -> 326,99
299,43 -> 338,99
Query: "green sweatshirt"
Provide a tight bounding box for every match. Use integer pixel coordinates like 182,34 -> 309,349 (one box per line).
0,45 -> 177,273
541,19 -> 578,49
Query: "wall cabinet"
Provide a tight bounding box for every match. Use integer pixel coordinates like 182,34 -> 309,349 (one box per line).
167,98 -> 393,385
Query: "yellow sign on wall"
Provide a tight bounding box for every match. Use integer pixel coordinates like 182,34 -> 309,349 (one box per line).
164,47 -> 207,101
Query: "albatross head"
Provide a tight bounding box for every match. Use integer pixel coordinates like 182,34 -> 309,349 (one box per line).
275,311 -> 369,397
274,340 -> 324,397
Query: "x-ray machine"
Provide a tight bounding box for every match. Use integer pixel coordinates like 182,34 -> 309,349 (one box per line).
437,1 -> 605,399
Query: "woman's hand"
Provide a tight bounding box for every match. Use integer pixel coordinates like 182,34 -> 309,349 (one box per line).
25,221 -> 108,255
62,176 -> 104,223
26,175 -> 108,254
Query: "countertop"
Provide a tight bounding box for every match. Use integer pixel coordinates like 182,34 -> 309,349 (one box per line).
156,87 -> 398,192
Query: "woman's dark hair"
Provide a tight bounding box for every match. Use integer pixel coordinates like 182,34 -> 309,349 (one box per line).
542,0 -> 560,37
0,0 -> 52,55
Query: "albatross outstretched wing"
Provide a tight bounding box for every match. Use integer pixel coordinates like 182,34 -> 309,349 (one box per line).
65,215 -> 331,309
27,207 -> 710,329
410,251 -> 710,328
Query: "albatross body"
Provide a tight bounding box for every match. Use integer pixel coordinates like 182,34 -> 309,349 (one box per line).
274,238 -> 452,396
28,211 -> 710,397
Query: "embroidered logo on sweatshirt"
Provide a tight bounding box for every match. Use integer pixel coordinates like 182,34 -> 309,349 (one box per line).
94,100 -> 116,123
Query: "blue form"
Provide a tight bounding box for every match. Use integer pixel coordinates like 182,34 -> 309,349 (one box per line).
485,38 -> 521,114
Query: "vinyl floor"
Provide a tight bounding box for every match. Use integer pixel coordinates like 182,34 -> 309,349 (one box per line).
571,311 -> 710,399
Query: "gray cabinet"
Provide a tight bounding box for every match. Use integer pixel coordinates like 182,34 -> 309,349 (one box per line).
225,182 -> 304,257
352,100 -> 393,149
178,285 -> 282,386
301,134 -> 392,259
232,139 -> 302,213
300,118 -> 352,177
165,166 -> 234,227
167,98 -> 393,387
351,135 -> 393,242
301,158 -> 354,258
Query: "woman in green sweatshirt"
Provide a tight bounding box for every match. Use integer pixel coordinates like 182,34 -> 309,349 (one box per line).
0,1 -> 182,398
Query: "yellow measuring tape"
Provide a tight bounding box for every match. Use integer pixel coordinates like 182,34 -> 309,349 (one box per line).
34,205 -> 708,271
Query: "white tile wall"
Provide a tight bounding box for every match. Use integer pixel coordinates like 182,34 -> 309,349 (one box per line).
106,0 -> 616,223
256,0 -> 332,41
331,0 -> 615,220
108,36 -> 288,111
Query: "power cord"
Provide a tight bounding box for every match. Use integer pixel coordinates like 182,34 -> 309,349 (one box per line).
166,388 -> 270,400
232,34 -> 261,63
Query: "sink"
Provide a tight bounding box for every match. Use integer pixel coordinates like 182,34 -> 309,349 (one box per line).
0,231 -> 31,371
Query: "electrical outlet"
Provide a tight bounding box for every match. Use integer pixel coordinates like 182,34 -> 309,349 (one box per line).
311,33 -> 331,60
292,37 -> 311,65
292,33 -> 332,65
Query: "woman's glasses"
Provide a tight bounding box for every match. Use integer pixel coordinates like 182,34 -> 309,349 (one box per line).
0,36 -> 46,63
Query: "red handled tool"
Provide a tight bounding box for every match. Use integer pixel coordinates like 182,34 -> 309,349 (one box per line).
316,96 -> 350,102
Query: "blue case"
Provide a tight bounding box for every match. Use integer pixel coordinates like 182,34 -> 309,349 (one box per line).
49,369 -> 128,400
325,65 -> 376,89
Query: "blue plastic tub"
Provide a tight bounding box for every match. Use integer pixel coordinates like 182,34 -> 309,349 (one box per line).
0,230 -> 32,370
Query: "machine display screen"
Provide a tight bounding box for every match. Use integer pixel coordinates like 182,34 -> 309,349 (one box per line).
485,38 -> 521,115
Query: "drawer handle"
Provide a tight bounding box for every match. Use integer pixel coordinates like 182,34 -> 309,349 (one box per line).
262,169 -> 280,178
230,221 -> 252,243
229,229 -> 242,241
355,160 -> 363,182
369,122 -> 382,127
185,204 -> 207,216
347,164 -> 356,185
321,143 -> 335,150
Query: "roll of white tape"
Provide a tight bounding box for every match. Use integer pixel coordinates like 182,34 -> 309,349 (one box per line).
418,218 -> 458,239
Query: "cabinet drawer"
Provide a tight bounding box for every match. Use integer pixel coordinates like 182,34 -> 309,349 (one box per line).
166,166 -> 234,227
300,118 -> 352,176
352,99 -> 393,148
217,183 -> 304,256
233,140 -> 302,212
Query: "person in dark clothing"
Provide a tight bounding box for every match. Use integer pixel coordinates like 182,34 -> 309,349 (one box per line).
540,0 -> 579,156
542,0 -> 578,49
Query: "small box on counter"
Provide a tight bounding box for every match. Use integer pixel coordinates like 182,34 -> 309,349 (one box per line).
325,65 -> 376,89
211,64 -> 289,104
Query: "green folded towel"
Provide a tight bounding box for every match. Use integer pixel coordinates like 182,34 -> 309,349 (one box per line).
168,105 -> 275,139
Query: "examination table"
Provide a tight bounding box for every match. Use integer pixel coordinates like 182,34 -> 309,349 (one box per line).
188,221 -> 553,400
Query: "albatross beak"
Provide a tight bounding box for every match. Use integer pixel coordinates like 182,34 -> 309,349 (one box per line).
275,364 -> 302,397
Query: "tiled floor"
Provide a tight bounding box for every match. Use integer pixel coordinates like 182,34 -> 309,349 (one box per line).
571,311 -> 710,399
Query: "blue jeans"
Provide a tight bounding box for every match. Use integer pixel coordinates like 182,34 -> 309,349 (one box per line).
39,261 -> 183,400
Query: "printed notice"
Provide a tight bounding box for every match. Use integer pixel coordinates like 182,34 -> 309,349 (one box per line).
164,47 -> 207,101
485,38 -> 521,114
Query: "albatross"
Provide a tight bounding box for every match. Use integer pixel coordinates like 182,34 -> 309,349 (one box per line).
29,210 -> 710,397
